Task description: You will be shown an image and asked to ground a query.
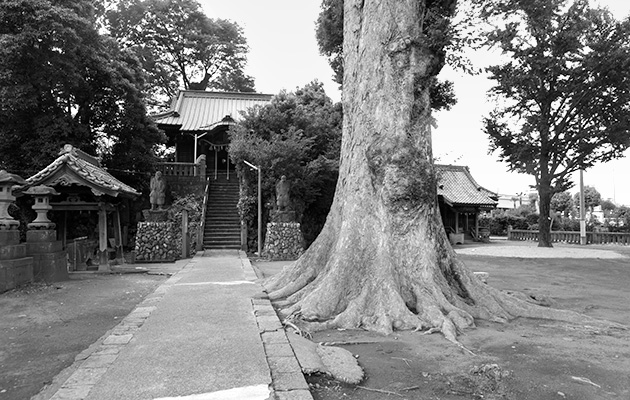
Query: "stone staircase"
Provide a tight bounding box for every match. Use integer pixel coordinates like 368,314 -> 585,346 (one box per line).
203,175 -> 241,249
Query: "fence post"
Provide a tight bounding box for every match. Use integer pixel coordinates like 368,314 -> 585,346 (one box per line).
507,225 -> 513,240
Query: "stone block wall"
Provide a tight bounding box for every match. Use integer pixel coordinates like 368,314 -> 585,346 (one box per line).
263,222 -> 304,260
134,222 -> 179,261
26,229 -> 68,283
0,230 -> 33,293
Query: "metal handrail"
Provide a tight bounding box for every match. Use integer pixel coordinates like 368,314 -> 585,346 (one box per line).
198,177 -> 210,251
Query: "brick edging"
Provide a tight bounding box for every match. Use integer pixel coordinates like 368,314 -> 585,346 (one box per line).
239,252 -> 313,400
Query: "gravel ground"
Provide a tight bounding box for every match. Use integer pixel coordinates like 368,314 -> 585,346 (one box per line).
455,239 -> 629,259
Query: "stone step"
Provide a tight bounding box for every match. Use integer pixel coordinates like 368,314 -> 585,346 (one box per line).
205,225 -> 241,235
203,239 -> 241,246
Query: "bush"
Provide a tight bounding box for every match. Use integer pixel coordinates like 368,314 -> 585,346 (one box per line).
479,214 -> 528,236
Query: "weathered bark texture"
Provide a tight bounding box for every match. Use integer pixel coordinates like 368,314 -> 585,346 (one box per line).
264,0 -> 616,341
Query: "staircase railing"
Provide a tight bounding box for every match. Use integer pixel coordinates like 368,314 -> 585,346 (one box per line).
197,177 -> 210,251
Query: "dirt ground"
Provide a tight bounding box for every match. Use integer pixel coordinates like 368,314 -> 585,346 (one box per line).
254,243 -> 630,400
0,271 -> 167,400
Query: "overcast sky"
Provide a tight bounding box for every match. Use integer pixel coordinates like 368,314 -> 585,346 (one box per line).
200,0 -> 630,206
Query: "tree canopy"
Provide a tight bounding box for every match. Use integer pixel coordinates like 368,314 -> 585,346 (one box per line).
482,0 -> 630,246
106,0 -> 255,110
550,191 -> 574,217
0,0 -> 164,182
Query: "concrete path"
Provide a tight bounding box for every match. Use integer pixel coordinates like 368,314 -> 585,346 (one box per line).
42,250 -> 312,400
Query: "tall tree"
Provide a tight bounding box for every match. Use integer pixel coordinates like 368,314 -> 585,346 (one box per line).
482,0 -> 630,247
106,0 -> 255,110
315,0 -> 457,111
264,0 -> 600,343
0,0 -> 164,178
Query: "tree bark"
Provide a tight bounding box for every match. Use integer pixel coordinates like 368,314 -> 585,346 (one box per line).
538,181 -> 553,247
264,0 -> 616,340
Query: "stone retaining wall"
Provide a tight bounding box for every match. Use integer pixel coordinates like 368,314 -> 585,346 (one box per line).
134,222 -> 179,261
263,222 -> 304,260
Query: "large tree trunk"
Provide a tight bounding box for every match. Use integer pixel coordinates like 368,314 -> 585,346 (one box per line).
538,182 -> 553,247
264,0 -> 612,341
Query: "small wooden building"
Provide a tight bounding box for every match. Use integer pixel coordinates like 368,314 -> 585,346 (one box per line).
17,144 -> 140,270
152,90 -> 273,179
436,164 -> 498,243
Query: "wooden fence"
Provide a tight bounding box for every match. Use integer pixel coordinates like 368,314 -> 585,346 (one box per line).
508,228 -> 630,245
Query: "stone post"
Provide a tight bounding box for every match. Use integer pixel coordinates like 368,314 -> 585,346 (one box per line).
196,154 -> 207,183
240,220 -> 248,252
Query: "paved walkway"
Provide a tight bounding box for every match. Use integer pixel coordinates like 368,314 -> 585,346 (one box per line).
40,250 -> 312,400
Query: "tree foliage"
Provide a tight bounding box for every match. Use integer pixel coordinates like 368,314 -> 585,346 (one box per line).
229,81 -> 342,248
0,0 -> 164,182
600,199 -> 617,216
482,0 -> 630,246
106,0 -> 255,109
315,0 -> 457,111
573,185 -> 602,213
550,191 -> 574,217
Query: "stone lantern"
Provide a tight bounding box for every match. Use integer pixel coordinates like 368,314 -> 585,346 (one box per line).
24,185 -> 59,230
0,170 -> 26,230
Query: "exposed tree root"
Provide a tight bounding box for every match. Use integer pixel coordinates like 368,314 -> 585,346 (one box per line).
263,223 -> 625,351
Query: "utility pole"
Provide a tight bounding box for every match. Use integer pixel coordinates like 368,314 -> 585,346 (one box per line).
579,169 -> 586,245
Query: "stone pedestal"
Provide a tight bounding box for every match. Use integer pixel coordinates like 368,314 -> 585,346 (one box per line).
0,230 -> 34,293
26,229 -> 68,282
143,209 -> 169,222
263,222 -> 304,260
271,210 -> 297,223
134,222 -> 178,262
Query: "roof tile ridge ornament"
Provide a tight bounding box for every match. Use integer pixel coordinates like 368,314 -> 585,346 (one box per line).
61,144 -> 101,167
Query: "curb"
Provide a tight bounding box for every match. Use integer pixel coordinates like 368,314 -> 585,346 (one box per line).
239,252 -> 314,400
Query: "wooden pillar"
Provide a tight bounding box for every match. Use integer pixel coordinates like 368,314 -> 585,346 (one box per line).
113,209 -> 123,262
464,213 -> 469,233
193,133 -> 198,173
59,210 -> 67,249
214,148 -> 218,180
98,204 -> 109,272
454,212 -> 459,234
475,211 -> 479,239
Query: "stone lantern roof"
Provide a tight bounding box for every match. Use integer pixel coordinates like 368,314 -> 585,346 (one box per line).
0,170 -> 26,186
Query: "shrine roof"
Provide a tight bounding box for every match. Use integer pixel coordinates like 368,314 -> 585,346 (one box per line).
152,90 -> 273,132
20,145 -> 140,198
436,164 -> 498,209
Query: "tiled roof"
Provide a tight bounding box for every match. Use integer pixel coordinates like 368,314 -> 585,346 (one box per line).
436,164 -> 497,208
152,90 -> 273,132
21,145 -> 140,198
